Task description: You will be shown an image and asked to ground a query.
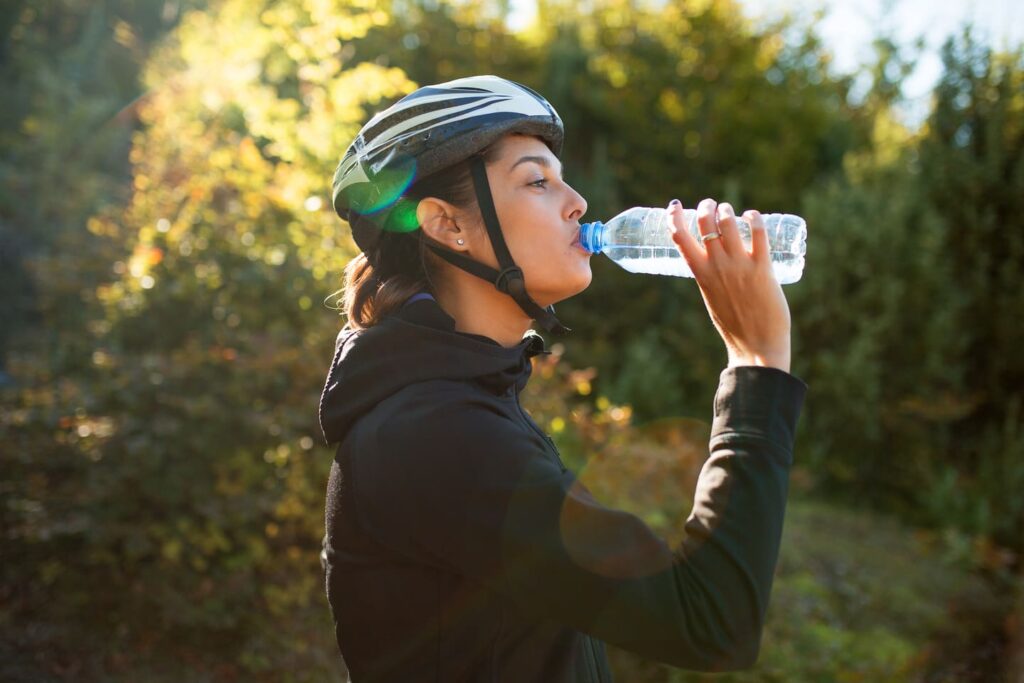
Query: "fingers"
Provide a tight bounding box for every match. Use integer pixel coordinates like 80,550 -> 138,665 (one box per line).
668,199 -> 706,276
744,209 -> 770,264
695,198 -> 725,252
671,198 -> 770,270
715,202 -> 746,255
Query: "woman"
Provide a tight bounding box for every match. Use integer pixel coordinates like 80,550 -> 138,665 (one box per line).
319,75 -> 806,682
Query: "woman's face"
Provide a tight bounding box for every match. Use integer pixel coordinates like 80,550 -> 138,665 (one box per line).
471,133 -> 592,307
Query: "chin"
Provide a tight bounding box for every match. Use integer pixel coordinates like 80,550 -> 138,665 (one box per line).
568,267 -> 593,298
534,267 -> 593,308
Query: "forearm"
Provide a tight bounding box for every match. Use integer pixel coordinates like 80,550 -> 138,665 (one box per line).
578,365 -> 806,671
679,365 -> 806,663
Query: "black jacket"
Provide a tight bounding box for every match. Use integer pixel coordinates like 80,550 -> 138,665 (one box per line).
319,294 -> 807,682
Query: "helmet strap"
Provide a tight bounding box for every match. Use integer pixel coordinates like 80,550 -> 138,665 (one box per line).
421,155 -> 570,335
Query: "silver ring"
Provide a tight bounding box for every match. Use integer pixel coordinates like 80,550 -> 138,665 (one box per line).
700,231 -> 722,244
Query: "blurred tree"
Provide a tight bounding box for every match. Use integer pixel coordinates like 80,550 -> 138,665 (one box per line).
0,0 -> 206,377
788,28 -> 1024,555
913,31 -> 1024,550
1,0 -> 209,671
2,0 -> 414,677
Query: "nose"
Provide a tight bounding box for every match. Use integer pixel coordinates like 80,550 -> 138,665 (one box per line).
566,185 -> 588,223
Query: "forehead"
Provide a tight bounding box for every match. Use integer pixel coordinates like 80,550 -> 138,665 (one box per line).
495,134 -> 559,170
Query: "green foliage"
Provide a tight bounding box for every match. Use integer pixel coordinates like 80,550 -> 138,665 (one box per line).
788,29 -> 1024,553
914,31 -> 1024,550
606,327 -> 684,423
790,130 -> 965,506
3,0 -> 414,677
0,0 -> 211,364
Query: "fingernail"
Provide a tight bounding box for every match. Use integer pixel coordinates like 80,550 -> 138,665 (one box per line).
669,198 -> 681,207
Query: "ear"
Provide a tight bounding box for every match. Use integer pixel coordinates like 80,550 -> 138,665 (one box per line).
416,197 -> 465,248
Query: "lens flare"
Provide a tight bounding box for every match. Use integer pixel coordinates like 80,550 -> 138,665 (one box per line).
348,156 -> 418,217
384,198 -> 421,233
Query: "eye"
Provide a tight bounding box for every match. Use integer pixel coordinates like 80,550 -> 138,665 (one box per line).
529,178 -> 548,188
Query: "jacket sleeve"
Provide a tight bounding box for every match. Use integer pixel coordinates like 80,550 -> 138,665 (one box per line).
348,365 -> 807,673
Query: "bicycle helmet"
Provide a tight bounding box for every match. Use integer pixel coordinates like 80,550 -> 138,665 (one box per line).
332,74 -> 571,335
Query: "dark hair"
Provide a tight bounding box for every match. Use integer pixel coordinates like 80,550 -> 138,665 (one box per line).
337,142 -> 506,329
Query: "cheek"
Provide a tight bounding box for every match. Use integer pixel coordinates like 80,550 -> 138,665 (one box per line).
498,192 -> 590,287
499,200 -> 547,256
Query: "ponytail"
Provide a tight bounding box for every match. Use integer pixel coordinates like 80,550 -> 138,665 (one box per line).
339,229 -> 433,330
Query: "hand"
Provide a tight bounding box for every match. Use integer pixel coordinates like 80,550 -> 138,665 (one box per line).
668,198 -> 792,373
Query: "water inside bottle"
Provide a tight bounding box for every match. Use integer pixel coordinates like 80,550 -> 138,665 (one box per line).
608,245 -> 805,283
607,247 -> 694,276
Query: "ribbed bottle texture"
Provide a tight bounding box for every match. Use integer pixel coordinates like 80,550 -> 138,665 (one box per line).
579,207 -> 807,284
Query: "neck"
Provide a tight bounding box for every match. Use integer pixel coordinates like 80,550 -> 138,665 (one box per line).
434,272 -> 536,348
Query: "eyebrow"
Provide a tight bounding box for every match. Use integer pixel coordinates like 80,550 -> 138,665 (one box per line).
510,155 -> 564,177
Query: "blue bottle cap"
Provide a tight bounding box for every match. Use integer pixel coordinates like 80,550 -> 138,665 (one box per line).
578,221 -> 604,254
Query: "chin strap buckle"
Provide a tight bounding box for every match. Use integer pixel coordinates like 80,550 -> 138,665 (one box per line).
494,266 -> 525,296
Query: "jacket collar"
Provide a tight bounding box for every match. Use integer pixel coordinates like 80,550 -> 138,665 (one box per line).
395,292 -> 550,359
318,292 -> 549,445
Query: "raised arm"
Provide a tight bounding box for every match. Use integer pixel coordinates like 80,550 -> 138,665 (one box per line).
349,363 -> 805,672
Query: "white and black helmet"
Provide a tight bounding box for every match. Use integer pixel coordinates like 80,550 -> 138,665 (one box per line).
331,75 -> 571,335
332,75 -> 563,232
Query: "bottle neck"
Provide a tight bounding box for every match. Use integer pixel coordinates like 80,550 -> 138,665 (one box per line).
579,221 -> 605,254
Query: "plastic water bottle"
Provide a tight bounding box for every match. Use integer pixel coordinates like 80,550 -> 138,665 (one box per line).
578,207 -> 807,284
